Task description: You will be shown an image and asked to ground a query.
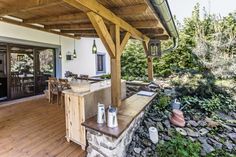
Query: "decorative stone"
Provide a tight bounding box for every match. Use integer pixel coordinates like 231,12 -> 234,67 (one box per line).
170,109 -> 185,127
202,142 -> 215,154
221,124 -> 233,132
208,138 -> 223,149
134,147 -> 142,154
227,133 -> 236,143
224,140 -> 234,150
163,135 -> 171,141
175,127 -> 187,136
185,128 -> 199,137
156,122 -> 164,132
234,127 -> 236,133
205,117 -> 219,128
188,120 -> 199,127
141,147 -> 152,157
163,120 -> 171,129
189,137 -> 196,142
141,139 -> 152,147
198,137 -> 207,144
199,128 -> 209,136
198,120 -> 207,127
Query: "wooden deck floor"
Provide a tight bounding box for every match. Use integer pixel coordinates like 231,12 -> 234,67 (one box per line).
0,97 -> 86,157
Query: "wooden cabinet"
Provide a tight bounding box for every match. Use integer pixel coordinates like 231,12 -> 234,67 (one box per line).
64,80 -> 126,150
65,95 -> 86,150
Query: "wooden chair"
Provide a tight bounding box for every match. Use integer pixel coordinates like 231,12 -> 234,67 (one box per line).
11,72 -> 22,92
59,79 -> 70,108
49,78 -> 61,105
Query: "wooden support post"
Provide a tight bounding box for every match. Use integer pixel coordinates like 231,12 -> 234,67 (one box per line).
147,57 -> 154,81
142,41 -> 154,81
110,24 -> 121,107
87,12 -> 130,107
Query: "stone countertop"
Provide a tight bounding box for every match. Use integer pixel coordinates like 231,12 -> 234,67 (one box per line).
63,80 -> 125,97
82,92 -> 157,138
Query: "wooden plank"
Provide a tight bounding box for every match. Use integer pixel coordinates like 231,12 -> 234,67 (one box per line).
0,17 -> 79,39
61,30 -> 96,34
82,93 -> 157,138
87,12 -> 115,58
0,0 -> 63,16
24,12 -> 88,24
130,20 -> 160,28
120,32 -> 131,56
44,23 -> 94,30
0,98 -> 84,157
139,28 -> 164,35
63,0 -> 149,42
112,4 -> 148,16
24,4 -> 148,24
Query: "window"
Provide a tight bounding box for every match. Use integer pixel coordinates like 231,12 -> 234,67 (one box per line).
96,53 -> 106,74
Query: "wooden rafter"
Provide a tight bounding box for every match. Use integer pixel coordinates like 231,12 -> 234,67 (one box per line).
24,12 -> 88,24
120,32 -> 131,55
129,20 -> 160,29
0,0 -> 63,16
44,23 -> 94,30
24,4 -> 148,24
61,30 -> 96,34
112,4 -> 148,16
0,17 -> 79,39
87,12 -> 131,107
63,0 -> 149,42
139,28 -> 164,34
87,12 -> 115,58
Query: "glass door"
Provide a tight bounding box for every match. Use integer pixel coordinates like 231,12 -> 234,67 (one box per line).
34,48 -> 55,95
10,46 -> 35,99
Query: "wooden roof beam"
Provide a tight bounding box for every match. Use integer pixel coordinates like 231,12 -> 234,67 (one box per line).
139,28 -> 165,34
149,35 -> 169,40
24,4 -> 148,24
24,12 -> 88,24
44,23 -> 94,30
130,20 -> 160,29
0,17 -> 79,39
61,30 -> 96,34
63,0 -> 149,42
0,0 -> 63,16
112,4 -> 148,16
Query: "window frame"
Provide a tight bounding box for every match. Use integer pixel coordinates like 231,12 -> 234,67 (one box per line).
95,52 -> 106,75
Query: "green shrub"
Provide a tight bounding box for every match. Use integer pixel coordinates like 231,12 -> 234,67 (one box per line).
155,95 -> 171,111
157,134 -> 201,157
182,94 -> 236,113
100,74 -> 111,79
206,149 -> 235,157
200,95 -> 221,113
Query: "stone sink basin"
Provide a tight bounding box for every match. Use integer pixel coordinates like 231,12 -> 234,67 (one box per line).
70,80 -> 91,93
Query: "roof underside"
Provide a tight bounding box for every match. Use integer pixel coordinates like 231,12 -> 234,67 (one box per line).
0,0 -> 169,40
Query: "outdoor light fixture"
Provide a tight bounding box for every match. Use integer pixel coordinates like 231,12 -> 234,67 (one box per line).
59,51 -> 62,59
148,39 -> 161,57
73,38 -> 77,58
92,39 -> 97,54
58,35 -> 62,59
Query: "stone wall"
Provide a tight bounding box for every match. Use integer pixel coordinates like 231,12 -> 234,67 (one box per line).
86,107 -> 150,157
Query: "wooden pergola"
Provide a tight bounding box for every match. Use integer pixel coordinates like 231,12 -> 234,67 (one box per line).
0,0 -> 171,107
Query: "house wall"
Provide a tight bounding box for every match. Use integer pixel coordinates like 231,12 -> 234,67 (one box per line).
0,21 -> 110,78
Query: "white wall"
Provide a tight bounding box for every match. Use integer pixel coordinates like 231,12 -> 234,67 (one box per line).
0,21 -> 110,77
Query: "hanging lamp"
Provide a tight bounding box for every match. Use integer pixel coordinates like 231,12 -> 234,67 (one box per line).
73,38 -> 77,58
92,33 -> 97,54
58,35 -> 62,59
